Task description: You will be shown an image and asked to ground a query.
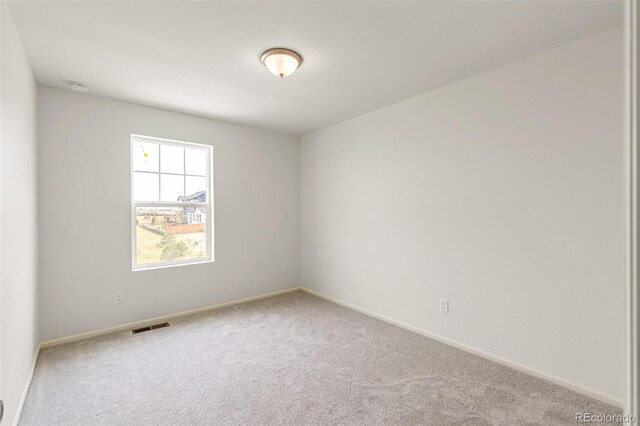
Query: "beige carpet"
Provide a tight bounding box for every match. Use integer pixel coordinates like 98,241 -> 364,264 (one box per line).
20,291 -> 620,425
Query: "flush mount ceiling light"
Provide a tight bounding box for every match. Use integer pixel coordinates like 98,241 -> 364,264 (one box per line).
260,48 -> 303,78
67,81 -> 89,93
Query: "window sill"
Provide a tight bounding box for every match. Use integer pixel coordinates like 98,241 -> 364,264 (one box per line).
132,258 -> 214,272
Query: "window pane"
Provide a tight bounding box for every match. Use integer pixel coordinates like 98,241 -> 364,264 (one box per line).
160,145 -> 184,174
133,172 -> 159,201
185,148 -> 207,176
185,176 -> 207,202
160,174 -> 184,202
132,142 -> 159,172
135,206 -> 207,265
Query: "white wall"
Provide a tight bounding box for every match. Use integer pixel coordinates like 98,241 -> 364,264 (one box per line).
0,2 -> 39,424
301,28 -> 624,399
38,86 -> 299,341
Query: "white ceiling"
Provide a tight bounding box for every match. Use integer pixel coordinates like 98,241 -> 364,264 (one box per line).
8,1 -> 621,135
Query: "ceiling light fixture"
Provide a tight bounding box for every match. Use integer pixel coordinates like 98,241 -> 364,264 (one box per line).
68,81 -> 89,93
260,48 -> 303,78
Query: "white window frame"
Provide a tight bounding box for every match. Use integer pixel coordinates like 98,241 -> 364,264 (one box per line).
130,134 -> 214,271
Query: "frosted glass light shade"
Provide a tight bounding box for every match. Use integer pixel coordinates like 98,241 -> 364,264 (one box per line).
261,48 -> 303,78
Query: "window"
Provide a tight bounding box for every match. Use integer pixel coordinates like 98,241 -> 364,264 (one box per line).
131,134 -> 213,270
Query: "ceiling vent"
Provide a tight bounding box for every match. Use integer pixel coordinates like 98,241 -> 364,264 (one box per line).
67,81 -> 89,93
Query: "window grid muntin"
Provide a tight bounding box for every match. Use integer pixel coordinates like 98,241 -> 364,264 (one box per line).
131,134 -> 213,270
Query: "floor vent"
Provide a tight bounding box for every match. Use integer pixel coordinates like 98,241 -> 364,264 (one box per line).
132,322 -> 170,334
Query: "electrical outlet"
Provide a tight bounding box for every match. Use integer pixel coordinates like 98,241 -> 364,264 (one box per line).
439,299 -> 449,313
282,265 -> 288,275
114,291 -> 124,304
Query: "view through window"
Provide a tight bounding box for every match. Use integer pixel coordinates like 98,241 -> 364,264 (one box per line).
131,135 -> 213,269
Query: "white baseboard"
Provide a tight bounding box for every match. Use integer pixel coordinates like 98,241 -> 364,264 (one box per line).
300,287 -> 624,409
33,285 -> 622,411
12,343 -> 41,426
40,287 -> 301,349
